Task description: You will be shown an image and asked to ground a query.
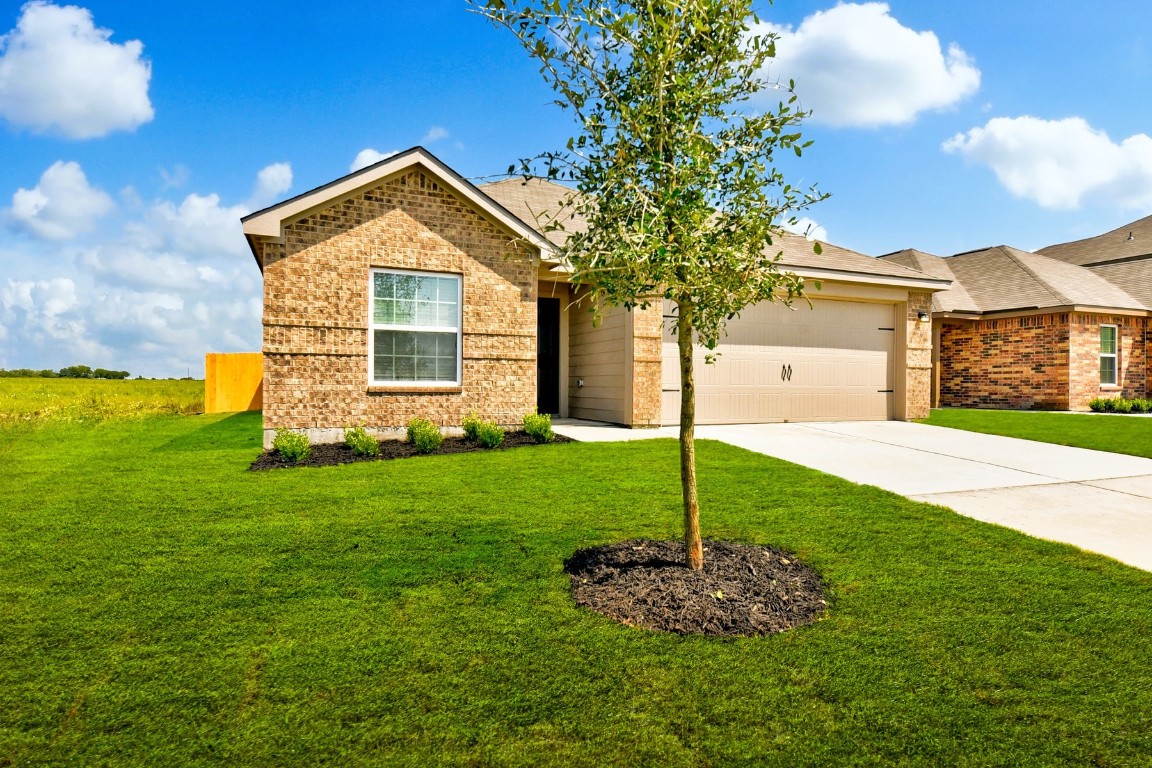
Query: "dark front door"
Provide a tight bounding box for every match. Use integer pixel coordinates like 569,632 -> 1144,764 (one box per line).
537,298 -> 561,415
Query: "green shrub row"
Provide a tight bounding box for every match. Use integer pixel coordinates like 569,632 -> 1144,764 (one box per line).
1089,397 -> 1152,414
273,411 -> 558,462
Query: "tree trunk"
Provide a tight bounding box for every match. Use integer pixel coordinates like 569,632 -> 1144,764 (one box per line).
676,297 -> 704,571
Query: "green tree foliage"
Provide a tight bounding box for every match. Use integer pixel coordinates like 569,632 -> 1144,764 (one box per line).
475,0 -> 825,569
51,365 -> 131,379
0,369 -> 59,378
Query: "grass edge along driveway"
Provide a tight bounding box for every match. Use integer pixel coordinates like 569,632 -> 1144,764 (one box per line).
922,407 -> 1152,460
1,412 -> 1150,767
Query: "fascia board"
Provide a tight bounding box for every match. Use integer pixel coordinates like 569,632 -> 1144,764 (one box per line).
241,147 -> 555,255
785,265 -> 952,292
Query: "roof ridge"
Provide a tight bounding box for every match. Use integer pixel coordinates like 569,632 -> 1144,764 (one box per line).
998,247 -> 1071,305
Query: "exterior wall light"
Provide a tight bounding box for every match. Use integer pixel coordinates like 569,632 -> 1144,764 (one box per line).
917,311 -> 931,322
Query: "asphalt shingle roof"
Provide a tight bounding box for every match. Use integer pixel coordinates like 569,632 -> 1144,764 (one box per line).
881,245 -> 1147,313
1038,213 -> 1152,266
481,178 -> 936,284
879,249 -> 979,313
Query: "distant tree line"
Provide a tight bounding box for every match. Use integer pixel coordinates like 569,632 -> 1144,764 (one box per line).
0,365 -> 131,379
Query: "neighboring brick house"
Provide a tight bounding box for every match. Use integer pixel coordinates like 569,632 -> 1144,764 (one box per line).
881,245 -> 1150,410
242,147 -> 948,446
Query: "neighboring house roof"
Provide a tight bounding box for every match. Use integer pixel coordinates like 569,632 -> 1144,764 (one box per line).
878,249 -> 980,313
242,147 -> 556,266
882,245 -> 1147,314
1088,260 -> 1152,310
1038,213 -> 1152,266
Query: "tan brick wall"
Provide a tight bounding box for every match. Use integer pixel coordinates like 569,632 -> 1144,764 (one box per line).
629,302 -> 664,426
1068,313 -> 1147,409
939,314 -> 1070,410
258,168 -> 538,443
904,291 -> 933,419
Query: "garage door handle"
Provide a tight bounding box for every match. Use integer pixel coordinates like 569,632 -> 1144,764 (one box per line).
786,364 -> 793,381
781,364 -> 787,382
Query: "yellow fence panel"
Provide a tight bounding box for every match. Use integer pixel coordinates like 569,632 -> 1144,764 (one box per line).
205,353 -> 263,413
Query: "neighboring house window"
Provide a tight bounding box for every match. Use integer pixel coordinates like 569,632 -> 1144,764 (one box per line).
370,269 -> 461,385
1100,324 -> 1118,386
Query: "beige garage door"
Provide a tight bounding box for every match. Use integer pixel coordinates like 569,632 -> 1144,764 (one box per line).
661,298 -> 895,425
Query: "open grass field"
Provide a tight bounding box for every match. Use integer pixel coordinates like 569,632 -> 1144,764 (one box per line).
922,407 -> 1152,459
0,377 -> 203,428
2,412 -> 1151,766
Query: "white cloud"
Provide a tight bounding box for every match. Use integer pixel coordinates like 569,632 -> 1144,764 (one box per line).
248,162 -> 292,208
782,216 -> 828,242
421,126 -> 449,144
943,116 -> 1152,210
350,148 -> 398,172
0,162 -> 287,376
756,3 -> 980,127
7,160 -> 114,240
159,164 -> 190,190
143,193 -> 250,257
0,1 -> 153,139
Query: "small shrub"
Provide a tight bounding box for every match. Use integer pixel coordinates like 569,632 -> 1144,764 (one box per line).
523,411 -> 555,444
407,418 -> 443,454
1089,397 -> 1108,412
344,426 -> 380,457
273,428 -> 311,463
475,421 -> 505,448
462,411 -> 482,441
1131,398 -> 1151,414
1113,398 -> 1134,414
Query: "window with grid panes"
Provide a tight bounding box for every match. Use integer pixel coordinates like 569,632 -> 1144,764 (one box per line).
369,270 -> 461,385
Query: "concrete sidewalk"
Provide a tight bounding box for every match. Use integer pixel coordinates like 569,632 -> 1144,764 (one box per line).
553,419 -> 1152,572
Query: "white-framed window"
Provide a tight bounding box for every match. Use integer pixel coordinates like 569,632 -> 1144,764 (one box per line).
1100,324 -> 1118,386
369,269 -> 461,386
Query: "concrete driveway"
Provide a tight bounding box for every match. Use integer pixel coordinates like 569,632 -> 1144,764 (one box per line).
554,419 -> 1152,572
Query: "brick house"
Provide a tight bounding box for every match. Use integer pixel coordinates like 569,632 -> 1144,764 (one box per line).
242,147 -> 948,446
881,245 -> 1150,410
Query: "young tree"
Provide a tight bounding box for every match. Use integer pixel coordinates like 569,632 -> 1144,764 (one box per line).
475,0 -> 825,570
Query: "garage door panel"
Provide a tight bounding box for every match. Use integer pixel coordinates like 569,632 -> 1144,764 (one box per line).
662,298 -> 895,425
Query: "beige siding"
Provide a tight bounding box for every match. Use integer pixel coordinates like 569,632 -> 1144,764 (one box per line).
568,291 -> 630,423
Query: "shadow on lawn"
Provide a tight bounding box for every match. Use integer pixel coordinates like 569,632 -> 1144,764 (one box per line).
154,410 -> 263,453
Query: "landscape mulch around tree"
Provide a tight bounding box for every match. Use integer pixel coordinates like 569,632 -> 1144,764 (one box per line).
249,431 -> 574,470
566,539 -> 826,637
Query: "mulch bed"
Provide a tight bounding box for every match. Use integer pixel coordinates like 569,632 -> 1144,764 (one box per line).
250,431 -> 574,471
565,538 -> 826,637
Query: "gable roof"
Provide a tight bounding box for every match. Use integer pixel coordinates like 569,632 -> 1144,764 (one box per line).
483,178 -> 948,290
1038,213 -> 1152,266
480,178 -> 587,248
878,249 -> 979,313
243,151 -> 946,290
772,233 -> 947,288
882,245 -> 1147,314
242,147 -> 555,263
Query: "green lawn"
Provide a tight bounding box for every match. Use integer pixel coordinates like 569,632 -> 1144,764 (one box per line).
2,413 -> 1151,766
922,407 -> 1152,459
0,377 -> 203,428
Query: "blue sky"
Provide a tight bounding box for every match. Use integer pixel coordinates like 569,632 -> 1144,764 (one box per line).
2,0 -> 1151,376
